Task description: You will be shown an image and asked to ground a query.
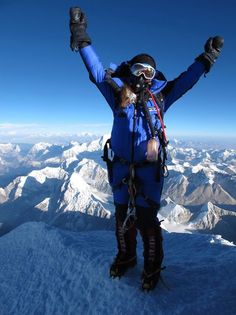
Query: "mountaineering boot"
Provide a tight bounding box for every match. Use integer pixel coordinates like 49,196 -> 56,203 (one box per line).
110,216 -> 137,278
141,262 -> 163,292
110,252 -> 137,278
140,224 -> 164,291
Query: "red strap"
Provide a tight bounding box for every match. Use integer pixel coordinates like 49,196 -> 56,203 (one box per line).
147,89 -> 168,144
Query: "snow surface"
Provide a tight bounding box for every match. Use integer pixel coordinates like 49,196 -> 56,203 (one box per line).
0,222 -> 235,315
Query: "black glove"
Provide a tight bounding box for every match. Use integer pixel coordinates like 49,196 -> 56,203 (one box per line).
69,7 -> 91,52
195,36 -> 224,73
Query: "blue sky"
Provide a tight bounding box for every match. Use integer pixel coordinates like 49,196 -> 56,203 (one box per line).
0,0 -> 235,142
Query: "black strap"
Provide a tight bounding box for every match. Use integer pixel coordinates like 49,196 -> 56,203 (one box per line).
139,97 -> 156,138
153,92 -> 165,119
113,155 -> 156,168
102,139 -> 113,183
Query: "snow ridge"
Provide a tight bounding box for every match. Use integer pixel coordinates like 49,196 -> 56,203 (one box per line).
0,222 -> 235,315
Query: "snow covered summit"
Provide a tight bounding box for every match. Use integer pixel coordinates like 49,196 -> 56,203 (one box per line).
0,222 -> 235,315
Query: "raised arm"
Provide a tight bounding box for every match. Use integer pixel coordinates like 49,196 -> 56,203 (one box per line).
163,36 -> 224,112
69,7 -> 116,110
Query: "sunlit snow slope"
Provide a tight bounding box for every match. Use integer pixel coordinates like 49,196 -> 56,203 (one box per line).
0,222 -> 235,315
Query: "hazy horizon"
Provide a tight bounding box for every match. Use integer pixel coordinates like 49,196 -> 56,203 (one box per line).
0,131 -> 235,150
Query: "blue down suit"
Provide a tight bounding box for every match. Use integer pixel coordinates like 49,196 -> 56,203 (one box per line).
80,45 -> 205,208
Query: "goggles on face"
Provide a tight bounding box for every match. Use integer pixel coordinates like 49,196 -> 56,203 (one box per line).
130,63 -> 156,80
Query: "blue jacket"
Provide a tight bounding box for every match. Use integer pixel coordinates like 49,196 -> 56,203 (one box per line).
80,45 -> 205,163
80,45 -> 206,206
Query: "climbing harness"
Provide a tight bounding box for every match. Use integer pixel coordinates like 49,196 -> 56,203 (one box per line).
102,71 -> 170,231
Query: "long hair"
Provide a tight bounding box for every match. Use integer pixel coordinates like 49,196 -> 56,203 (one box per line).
110,62 -> 136,108
120,84 -> 137,108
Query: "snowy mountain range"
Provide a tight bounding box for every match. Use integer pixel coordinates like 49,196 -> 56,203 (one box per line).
0,137 -> 236,243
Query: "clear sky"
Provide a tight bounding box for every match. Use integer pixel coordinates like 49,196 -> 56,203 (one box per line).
0,0 -> 235,142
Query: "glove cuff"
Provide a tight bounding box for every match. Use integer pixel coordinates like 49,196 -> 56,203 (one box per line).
70,27 -> 92,51
195,53 -> 215,73
77,30 -> 92,48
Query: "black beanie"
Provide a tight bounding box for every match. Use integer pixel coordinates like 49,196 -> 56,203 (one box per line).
128,53 -> 156,69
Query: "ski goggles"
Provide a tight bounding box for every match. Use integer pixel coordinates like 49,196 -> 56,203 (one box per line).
130,63 -> 156,80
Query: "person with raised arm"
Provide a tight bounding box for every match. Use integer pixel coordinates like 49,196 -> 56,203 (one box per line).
69,6 -> 224,291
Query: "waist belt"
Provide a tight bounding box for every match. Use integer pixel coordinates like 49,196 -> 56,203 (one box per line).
101,139 -> 169,184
